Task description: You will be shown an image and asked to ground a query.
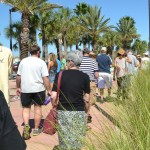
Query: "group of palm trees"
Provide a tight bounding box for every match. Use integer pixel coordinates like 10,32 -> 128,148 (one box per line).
2,0 -> 148,61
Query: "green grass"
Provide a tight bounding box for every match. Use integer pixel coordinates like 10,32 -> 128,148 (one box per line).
97,67 -> 150,150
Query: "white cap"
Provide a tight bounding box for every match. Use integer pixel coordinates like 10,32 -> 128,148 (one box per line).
101,47 -> 107,51
144,51 -> 149,55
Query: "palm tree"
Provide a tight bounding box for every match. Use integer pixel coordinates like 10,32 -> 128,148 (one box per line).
132,39 -> 148,55
52,7 -> 74,59
80,6 -> 112,50
100,31 -> 120,54
115,16 -> 140,50
29,13 -> 39,45
3,0 -> 62,59
5,22 -> 22,54
74,2 -> 89,16
74,3 -> 90,49
38,9 -> 54,61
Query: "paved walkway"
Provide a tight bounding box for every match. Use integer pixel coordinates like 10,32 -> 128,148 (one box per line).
9,79 -> 115,150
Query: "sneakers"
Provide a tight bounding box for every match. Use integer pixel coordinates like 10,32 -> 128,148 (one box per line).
22,124 -> 31,140
33,128 -> 42,136
87,115 -> 92,123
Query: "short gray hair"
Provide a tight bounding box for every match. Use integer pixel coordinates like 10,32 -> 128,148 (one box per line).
67,50 -> 83,66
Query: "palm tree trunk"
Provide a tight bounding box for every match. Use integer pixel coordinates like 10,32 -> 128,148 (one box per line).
18,37 -> 21,59
64,32 -> 67,58
76,44 -> 79,50
20,13 -> 29,60
93,41 -> 98,50
42,28 -> 46,61
54,39 -> 60,60
58,33 -> 63,61
45,44 -> 48,62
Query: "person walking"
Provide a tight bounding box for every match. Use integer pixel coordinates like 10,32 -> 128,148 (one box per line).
126,50 -> 138,75
114,48 -> 131,97
141,52 -> 150,70
51,50 -> 90,150
16,44 -> 51,140
79,48 -> 98,104
96,47 -> 112,101
0,46 -> 13,106
0,90 -> 26,150
79,48 -> 98,123
48,53 -> 58,89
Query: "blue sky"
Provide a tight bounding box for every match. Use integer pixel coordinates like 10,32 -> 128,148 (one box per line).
0,0 -> 149,56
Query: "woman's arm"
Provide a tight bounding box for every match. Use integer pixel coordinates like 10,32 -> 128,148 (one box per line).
48,61 -> 52,72
51,91 -> 57,107
84,93 -> 90,112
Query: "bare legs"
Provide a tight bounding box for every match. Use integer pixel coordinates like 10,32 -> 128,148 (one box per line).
22,105 -> 42,129
34,105 -> 42,129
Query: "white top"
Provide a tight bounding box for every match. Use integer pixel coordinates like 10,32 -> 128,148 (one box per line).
115,57 -> 127,77
141,57 -> 150,69
17,57 -> 49,93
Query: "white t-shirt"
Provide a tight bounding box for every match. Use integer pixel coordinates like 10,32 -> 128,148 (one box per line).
141,57 -> 150,69
17,57 -> 49,93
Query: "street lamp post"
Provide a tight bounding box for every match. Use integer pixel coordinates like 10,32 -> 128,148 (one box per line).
9,7 -> 17,51
149,0 -> 150,55
9,9 -> 12,51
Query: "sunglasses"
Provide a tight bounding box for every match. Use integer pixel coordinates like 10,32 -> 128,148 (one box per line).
66,59 -> 74,62
118,54 -> 124,56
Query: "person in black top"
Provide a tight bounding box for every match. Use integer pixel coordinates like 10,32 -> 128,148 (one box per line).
0,90 -> 26,150
51,50 -> 90,150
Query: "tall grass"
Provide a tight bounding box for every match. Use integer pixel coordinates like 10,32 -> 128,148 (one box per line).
98,67 -> 150,150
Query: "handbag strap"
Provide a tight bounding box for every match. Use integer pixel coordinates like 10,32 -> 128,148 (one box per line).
55,71 -> 63,105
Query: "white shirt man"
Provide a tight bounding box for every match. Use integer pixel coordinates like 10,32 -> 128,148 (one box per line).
16,45 -> 51,140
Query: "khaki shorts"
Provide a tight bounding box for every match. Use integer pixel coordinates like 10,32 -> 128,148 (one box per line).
90,81 -> 96,105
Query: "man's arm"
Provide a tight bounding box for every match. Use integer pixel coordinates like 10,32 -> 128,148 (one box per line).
94,72 -> 99,78
16,75 -> 21,96
42,76 -> 51,95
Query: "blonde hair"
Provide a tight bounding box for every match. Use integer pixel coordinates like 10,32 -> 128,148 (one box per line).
48,53 -> 57,67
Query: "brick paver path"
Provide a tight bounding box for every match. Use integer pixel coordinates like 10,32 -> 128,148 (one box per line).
9,79 -> 115,150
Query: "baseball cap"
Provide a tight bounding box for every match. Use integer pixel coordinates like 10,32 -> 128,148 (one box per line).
144,51 -> 149,56
101,47 -> 107,51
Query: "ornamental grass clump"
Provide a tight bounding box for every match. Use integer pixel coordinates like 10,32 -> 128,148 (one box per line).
99,67 -> 150,150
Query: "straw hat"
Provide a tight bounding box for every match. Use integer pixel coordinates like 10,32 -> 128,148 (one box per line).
117,48 -> 125,55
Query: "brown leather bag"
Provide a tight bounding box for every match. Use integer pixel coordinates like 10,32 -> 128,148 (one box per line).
42,71 -> 63,135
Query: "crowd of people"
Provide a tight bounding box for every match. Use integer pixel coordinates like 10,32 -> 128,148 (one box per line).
0,44 -> 150,150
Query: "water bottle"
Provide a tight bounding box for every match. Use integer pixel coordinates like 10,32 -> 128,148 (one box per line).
43,96 -> 51,105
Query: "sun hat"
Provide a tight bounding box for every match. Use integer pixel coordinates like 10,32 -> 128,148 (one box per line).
117,48 -> 125,55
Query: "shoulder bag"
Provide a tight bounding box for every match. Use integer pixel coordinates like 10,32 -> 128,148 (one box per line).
43,71 -> 63,135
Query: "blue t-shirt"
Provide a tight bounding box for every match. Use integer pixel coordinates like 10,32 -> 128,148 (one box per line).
56,59 -> 61,73
96,54 -> 112,73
